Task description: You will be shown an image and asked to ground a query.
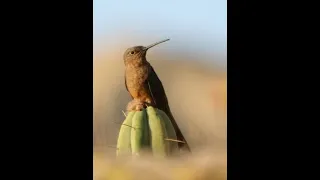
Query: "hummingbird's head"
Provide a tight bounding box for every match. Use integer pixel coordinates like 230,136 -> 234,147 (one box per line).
123,39 -> 170,65
123,46 -> 146,65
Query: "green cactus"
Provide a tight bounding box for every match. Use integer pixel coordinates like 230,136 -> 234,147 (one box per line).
116,106 -> 179,158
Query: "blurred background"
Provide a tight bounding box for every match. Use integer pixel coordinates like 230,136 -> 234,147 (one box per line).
93,0 -> 226,179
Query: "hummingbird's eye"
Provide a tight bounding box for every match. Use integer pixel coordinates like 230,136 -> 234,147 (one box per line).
130,51 -> 135,55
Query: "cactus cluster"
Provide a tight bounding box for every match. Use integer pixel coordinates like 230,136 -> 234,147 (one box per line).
116,106 -> 179,158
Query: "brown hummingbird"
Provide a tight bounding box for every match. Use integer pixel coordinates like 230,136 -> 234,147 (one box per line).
123,39 -> 191,152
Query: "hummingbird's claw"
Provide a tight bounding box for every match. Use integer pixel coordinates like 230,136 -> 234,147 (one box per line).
126,99 -> 145,111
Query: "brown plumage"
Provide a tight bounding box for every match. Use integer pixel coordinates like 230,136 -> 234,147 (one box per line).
123,39 -> 191,152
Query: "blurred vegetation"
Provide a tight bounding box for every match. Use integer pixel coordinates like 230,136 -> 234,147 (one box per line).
94,151 -> 226,180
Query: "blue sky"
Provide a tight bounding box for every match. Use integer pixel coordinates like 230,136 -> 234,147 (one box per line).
93,0 -> 226,66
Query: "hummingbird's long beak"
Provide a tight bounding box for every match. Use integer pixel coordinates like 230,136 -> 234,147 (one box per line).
144,39 -> 170,51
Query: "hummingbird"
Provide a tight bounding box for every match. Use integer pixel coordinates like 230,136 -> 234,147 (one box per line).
123,39 -> 191,152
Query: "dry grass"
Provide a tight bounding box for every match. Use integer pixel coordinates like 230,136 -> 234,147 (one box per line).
94,150 -> 226,180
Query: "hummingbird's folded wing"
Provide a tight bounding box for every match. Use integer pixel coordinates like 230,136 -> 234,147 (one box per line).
145,66 -> 168,109
146,66 -> 191,152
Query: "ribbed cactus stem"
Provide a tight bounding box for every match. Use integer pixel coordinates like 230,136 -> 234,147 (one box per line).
116,106 -> 180,158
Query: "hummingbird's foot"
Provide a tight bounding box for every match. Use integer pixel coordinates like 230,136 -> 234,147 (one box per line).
126,99 -> 145,111
144,99 -> 153,107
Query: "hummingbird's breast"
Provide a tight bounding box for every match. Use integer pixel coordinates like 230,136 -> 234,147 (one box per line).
125,64 -> 150,98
